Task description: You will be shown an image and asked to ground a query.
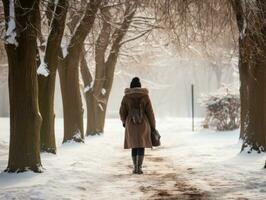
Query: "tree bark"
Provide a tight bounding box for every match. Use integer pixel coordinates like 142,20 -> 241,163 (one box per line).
238,41 -> 249,140
38,0 -> 68,153
241,31 -> 266,152
59,0 -> 102,142
3,0 -> 42,172
59,52 -> 85,142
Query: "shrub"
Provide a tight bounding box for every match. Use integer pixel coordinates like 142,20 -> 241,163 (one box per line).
201,87 -> 240,131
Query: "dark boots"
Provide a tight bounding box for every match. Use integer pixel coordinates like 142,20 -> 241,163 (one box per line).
132,156 -> 138,174
137,155 -> 144,174
132,155 -> 144,174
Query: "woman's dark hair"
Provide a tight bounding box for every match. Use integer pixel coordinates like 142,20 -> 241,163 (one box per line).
130,77 -> 141,88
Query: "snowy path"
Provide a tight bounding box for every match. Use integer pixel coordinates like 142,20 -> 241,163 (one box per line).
1,118 -> 266,200
130,153 -> 208,199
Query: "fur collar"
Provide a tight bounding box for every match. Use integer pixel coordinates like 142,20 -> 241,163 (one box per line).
124,88 -> 149,95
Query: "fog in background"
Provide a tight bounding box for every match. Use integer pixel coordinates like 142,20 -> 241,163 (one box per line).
108,43 -> 238,118
0,34 -> 238,118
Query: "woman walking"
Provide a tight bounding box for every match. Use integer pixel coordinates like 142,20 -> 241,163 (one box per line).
119,77 -> 156,174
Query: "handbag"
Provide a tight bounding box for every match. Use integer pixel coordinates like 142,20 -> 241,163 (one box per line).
151,128 -> 161,147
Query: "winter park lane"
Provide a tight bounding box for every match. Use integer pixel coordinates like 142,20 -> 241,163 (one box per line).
0,118 -> 207,200
1,118 -> 266,199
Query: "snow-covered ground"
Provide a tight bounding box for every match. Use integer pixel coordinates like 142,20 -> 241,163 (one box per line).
0,118 -> 266,200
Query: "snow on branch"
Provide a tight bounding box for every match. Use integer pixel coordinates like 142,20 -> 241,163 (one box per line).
5,0 -> 18,46
37,56 -> 50,77
98,103 -> 104,111
84,81 -> 93,93
101,88 -> 106,95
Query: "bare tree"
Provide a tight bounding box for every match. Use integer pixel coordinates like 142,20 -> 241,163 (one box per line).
38,0 -> 68,153
58,0 -> 102,142
80,1 -> 139,135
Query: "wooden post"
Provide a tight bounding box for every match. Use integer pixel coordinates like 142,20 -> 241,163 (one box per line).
191,84 -> 194,131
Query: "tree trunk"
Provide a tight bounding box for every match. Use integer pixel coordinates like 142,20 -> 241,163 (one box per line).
238,43 -> 249,139
86,92 -> 98,134
84,94 -> 107,135
80,49 -> 105,135
231,0 -> 249,139
38,0 -> 68,153
3,0 -> 42,172
84,90 -> 108,135
240,34 -> 266,152
80,54 -> 98,135
232,0 -> 266,152
58,0 -> 101,142
59,52 -> 85,142
86,7 -> 112,135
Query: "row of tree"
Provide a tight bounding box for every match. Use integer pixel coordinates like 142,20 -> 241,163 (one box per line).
2,0 -> 154,172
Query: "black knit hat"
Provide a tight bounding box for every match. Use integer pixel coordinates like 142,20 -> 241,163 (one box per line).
130,77 -> 141,88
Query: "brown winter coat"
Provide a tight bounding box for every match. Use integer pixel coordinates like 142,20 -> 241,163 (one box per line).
119,88 -> 156,149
